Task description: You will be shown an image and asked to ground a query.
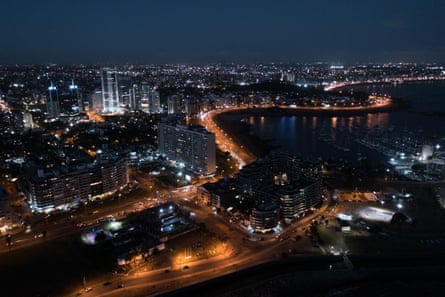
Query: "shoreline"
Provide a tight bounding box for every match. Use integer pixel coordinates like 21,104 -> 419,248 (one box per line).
324,77 -> 445,91
216,98 -> 404,118
212,113 -> 272,163
211,97 -> 404,164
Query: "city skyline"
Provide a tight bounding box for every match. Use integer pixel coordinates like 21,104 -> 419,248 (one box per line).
1,0 -> 444,65
1,57 -> 445,296
1,2 -> 445,294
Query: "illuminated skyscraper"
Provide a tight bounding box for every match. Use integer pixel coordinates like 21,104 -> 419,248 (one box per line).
117,75 -> 133,110
59,80 -> 81,115
129,84 -> 140,110
149,88 -> 161,114
69,79 -> 81,112
140,84 -> 161,113
47,82 -> 60,118
101,68 -> 120,114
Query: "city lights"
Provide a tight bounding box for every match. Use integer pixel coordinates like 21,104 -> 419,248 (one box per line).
0,61 -> 444,297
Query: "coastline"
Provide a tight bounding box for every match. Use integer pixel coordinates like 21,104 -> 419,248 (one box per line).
324,77 -> 445,92
216,98 -> 404,118
211,97 -> 404,164
212,113 -> 273,162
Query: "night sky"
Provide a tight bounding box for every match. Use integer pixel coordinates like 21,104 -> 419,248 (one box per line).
0,0 -> 444,65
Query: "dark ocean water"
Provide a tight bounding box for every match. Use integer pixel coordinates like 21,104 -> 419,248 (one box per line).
246,81 -> 445,162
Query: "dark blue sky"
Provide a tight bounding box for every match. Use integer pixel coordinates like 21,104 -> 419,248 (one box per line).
1,0 -> 444,65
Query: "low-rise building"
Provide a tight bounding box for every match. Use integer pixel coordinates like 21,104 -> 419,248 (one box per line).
139,202 -> 191,238
249,201 -> 280,233
200,152 -> 323,233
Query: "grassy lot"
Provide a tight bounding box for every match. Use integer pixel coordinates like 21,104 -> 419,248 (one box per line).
0,233 -> 114,297
0,222 -> 225,297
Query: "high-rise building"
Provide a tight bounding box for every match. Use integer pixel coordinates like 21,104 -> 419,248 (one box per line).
129,84 -> 140,111
158,123 -> 216,175
184,98 -> 200,117
47,82 -> 60,118
118,76 -> 133,110
101,68 -> 120,114
150,88 -> 161,114
59,80 -> 81,115
69,80 -> 82,112
23,112 -> 34,129
90,90 -> 103,112
140,84 -> 161,113
167,95 -> 181,114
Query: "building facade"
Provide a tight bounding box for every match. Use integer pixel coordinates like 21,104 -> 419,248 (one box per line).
200,152 -> 323,232
101,68 -> 120,114
158,123 -> 216,175
140,202 -> 189,237
249,201 -> 280,232
26,157 -> 129,213
46,83 -> 60,118
278,180 -> 322,222
140,84 -> 161,114
58,80 -> 81,115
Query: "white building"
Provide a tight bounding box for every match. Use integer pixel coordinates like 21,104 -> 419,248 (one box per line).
101,68 -> 121,114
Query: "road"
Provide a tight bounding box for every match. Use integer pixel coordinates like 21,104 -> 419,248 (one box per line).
0,174 -> 160,253
66,225 -> 315,297
62,187 -> 332,297
1,167 -> 335,297
2,103 -> 339,295
199,107 -> 257,168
